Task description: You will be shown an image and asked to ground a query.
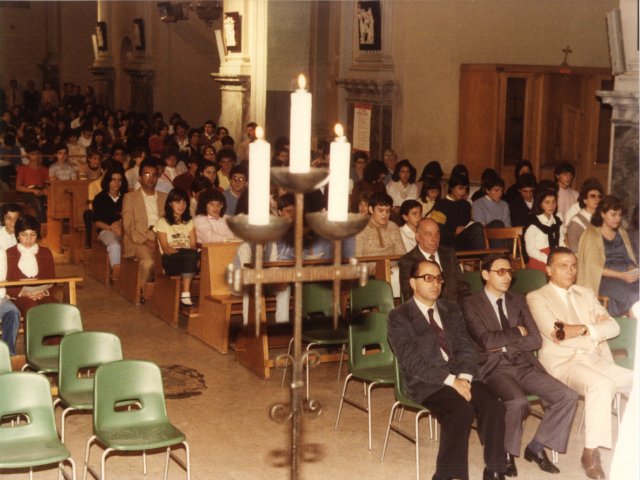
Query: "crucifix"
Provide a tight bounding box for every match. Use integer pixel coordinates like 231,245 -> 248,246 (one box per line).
561,45 -> 572,67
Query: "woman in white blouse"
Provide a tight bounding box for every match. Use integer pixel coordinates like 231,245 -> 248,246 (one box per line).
386,159 -> 418,215
524,188 -> 564,272
194,188 -> 235,244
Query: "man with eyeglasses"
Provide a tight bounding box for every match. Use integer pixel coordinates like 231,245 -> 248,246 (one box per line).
527,247 -> 633,479
462,253 -> 577,477
388,259 -> 507,480
122,157 -> 168,303
223,164 -> 247,216
399,217 -> 469,303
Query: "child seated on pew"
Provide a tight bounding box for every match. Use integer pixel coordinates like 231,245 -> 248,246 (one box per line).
154,188 -> 199,307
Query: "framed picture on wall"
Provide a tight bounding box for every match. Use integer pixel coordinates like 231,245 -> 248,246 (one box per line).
95,21 -> 108,51
133,18 -> 145,51
223,12 -> 241,53
357,1 -> 381,51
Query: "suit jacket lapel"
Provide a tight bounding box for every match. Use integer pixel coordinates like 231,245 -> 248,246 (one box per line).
504,292 -> 519,327
479,292 -> 503,330
409,298 -> 430,337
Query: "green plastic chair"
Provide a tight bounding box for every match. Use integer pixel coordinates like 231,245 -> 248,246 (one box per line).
463,270 -> 483,294
54,331 -> 123,441
83,360 -> 190,480
0,340 -> 11,373
350,279 -> 395,316
509,268 -> 547,295
0,371 -> 77,479
608,316 -> 636,370
380,357 -> 436,480
281,283 -> 348,400
334,312 -> 395,450
22,303 -> 83,374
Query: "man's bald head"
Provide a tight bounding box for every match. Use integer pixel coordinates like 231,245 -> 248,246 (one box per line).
416,218 -> 441,254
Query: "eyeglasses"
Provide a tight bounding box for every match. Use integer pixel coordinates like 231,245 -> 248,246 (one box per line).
413,274 -> 445,284
587,193 -> 603,199
231,176 -> 246,182
554,321 -> 565,341
489,268 -> 514,277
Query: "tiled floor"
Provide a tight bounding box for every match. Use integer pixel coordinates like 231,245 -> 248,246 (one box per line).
4,262 -> 628,479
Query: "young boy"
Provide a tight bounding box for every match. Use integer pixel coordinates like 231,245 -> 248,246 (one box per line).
472,172 -> 511,228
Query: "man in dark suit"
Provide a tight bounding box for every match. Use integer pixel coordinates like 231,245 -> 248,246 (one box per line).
462,253 -> 577,477
388,259 -> 506,480
399,217 -> 470,303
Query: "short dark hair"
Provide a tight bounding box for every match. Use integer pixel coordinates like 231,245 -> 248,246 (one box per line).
362,160 -> 387,184
532,188 -> 557,215
481,253 -> 511,274
391,159 -> 417,184
554,162 -> 575,178
1,203 -> 21,223
577,178 -> 604,209
352,151 -> 369,165
516,173 -> 537,190
450,164 -> 469,179
55,143 -> 68,153
161,147 -> 179,163
410,259 -> 441,279
15,214 -> 40,240
163,188 -> 191,225
216,148 -> 237,164
547,247 -> 575,266
246,122 -> 258,129
368,191 -> 393,209
191,176 -> 213,196
188,128 -> 200,140
514,160 -> 533,179
400,199 -> 421,220
229,164 -> 247,181
100,165 -> 128,195
277,193 -> 295,211
482,171 -> 505,192
591,195 -> 625,227
448,174 -> 469,192
221,136 -> 235,147
139,157 -> 158,175
196,187 -> 226,216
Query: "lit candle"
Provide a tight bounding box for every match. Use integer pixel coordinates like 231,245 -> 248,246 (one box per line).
328,124 -> 350,222
289,74 -> 311,173
248,126 -> 271,225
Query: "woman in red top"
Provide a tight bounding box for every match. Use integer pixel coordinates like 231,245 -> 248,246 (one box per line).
16,145 -> 49,223
5,215 -> 58,316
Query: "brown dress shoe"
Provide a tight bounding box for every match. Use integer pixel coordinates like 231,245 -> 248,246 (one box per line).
581,448 -> 606,479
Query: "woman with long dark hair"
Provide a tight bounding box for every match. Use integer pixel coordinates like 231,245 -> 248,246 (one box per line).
523,189 -> 563,272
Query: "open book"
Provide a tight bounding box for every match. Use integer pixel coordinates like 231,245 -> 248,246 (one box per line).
19,284 -> 53,296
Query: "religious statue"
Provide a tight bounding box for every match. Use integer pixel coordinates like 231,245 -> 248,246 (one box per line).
357,3 -> 375,45
224,14 -> 236,48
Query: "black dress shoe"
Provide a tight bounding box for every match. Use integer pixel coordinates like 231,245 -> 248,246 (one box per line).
524,447 -> 560,474
483,468 -> 505,480
505,453 -> 518,477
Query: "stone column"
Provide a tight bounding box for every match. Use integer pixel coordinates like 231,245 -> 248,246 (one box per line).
597,0 -> 639,220
210,74 -> 251,142
125,68 -> 155,115
88,66 -> 115,111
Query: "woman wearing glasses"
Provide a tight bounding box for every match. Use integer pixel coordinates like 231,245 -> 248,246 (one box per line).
577,195 -> 638,316
565,178 -> 603,252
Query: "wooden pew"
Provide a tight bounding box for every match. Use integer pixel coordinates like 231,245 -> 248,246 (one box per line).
85,231 -> 110,285
148,270 -> 199,327
65,182 -> 90,264
43,180 -> 90,255
113,251 -> 159,305
0,276 -> 83,305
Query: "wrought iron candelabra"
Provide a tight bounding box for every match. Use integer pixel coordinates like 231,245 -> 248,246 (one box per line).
226,167 -> 369,479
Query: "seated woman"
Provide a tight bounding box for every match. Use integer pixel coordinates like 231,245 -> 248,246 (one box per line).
566,178 -> 603,252
154,188 -> 199,307
523,188 -> 563,272
350,159 -> 387,213
5,215 -> 58,316
92,166 -> 128,280
194,188 -> 235,244
577,195 -> 639,316
386,159 -> 418,215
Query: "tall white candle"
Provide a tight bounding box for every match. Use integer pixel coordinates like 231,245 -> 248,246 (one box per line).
289,74 -> 311,173
248,126 -> 271,225
328,124 -> 350,222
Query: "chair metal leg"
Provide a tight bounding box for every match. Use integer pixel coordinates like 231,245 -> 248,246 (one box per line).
337,343 -> 346,381
415,411 -> 421,480
60,458 -> 77,480
334,373 -> 353,430
30,467 -> 33,480
61,407 -> 74,442
281,338 -> 294,386
101,448 -> 113,480
367,381 -> 375,450
143,450 -> 147,475
380,401 -> 399,462
83,435 -> 97,480
164,447 -> 171,480
305,342 -> 318,400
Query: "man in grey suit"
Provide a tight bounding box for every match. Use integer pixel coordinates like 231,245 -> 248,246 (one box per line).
462,253 -> 577,477
399,218 -> 470,303
389,259 -> 506,480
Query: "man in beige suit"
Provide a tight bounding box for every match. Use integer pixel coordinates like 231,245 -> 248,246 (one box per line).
122,157 -> 167,302
527,247 -> 633,480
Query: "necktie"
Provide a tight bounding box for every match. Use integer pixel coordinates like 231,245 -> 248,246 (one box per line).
565,290 -> 581,325
496,298 -> 510,331
428,254 -> 436,262
427,308 -> 449,357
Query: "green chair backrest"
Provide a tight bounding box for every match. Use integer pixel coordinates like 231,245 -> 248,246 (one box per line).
350,280 -> 395,316
510,268 -> 547,295
58,331 -> 123,405
0,340 -> 10,373
348,312 -> 394,372
608,316 -> 636,369
0,372 -> 60,447
463,271 -> 483,295
93,360 -> 169,435
302,282 -> 335,318
25,303 -> 83,367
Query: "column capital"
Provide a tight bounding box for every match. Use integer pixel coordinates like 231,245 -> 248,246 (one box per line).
597,90 -> 639,126
211,73 -> 251,89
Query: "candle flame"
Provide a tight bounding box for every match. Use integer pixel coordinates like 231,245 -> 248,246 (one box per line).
255,126 -> 264,140
297,74 -> 306,90
334,123 -> 344,137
